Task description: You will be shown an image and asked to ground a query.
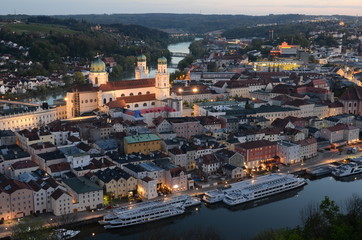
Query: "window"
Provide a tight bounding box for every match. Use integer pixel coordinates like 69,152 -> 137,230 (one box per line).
143,103 -> 147,107
103,98 -> 106,104
130,93 -> 134,96
121,93 -> 125,97
151,102 -> 155,106
135,104 -> 139,108
146,91 -> 150,94
138,92 -> 142,95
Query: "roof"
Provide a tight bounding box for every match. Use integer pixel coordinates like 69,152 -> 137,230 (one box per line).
0,179 -> 31,194
11,160 -> 38,170
107,94 -> 156,108
99,78 -> 155,91
142,176 -> 154,183
340,86 -> 362,101
124,134 -> 161,144
62,177 -> 102,194
37,150 -> 65,161
237,140 -> 277,149
48,162 -> 71,173
294,137 -> 317,146
51,188 -> 70,200
94,167 -> 132,183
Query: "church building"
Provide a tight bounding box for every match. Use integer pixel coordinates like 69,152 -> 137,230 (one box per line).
65,56 -> 182,124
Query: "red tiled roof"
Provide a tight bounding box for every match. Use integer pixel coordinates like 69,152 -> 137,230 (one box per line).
48,162 -> 71,173
99,78 -> 155,91
237,140 -> 277,149
339,86 -> 362,101
294,137 -> 317,146
11,160 -> 38,170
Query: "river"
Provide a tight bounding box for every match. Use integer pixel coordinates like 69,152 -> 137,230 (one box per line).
75,175 -> 362,240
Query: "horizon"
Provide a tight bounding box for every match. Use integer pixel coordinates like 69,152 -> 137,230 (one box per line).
1,0 -> 362,16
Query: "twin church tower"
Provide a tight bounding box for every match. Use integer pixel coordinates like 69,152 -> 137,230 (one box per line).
66,54 -> 180,119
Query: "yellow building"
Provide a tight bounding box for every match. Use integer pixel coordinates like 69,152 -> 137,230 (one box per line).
124,134 -> 162,155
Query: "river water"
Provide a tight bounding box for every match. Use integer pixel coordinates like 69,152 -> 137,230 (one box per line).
76,175 -> 362,240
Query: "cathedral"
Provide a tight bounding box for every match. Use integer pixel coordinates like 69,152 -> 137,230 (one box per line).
65,55 -> 182,124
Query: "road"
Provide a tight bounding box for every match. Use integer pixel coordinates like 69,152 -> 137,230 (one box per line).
1,148 -> 361,238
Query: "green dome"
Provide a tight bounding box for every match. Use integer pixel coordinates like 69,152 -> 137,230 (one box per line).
137,54 -> 147,62
158,57 -> 167,65
90,58 -> 106,72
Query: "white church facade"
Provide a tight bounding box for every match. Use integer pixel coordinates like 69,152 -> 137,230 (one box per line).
65,55 -> 182,123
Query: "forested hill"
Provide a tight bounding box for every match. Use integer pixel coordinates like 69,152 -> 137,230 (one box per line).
0,16 -> 170,77
51,13 -> 354,34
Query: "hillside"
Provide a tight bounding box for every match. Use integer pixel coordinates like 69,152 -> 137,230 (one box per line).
51,13 -> 356,34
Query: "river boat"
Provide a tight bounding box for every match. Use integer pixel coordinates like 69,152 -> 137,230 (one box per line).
331,161 -> 362,178
99,194 -> 199,224
222,174 -> 306,206
54,229 -> 80,240
103,202 -> 185,229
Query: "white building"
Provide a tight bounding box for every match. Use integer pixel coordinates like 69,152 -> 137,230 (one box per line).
51,188 -> 73,216
62,177 -> 103,212
138,176 -> 157,200
277,141 -> 301,165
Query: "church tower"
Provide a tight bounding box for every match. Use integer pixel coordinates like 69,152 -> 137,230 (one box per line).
89,58 -> 108,86
155,57 -> 170,100
135,54 -> 149,79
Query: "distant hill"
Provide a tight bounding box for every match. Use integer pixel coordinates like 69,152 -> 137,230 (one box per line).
50,13 -> 356,34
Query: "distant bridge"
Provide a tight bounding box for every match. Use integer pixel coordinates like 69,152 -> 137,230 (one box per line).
171,52 -> 189,57
0,100 -> 40,107
169,63 -> 178,68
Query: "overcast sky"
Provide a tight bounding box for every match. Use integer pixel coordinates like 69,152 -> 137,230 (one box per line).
1,0 -> 362,16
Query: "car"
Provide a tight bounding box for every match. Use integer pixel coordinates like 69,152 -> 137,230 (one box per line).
105,206 -> 113,209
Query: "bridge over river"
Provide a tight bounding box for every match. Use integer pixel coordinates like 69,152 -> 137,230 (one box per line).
171,52 -> 189,57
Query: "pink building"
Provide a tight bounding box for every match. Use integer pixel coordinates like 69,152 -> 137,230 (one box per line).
167,117 -> 204,140
0,179 -> 34,220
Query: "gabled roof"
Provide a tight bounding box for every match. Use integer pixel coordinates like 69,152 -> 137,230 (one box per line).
339,86 -> 362,101
99,78 -> 155,91
51,188 -> 70,200
63,177 -> 102,194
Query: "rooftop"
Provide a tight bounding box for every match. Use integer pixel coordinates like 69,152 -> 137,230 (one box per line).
62,176 -> 102,194
124,133 -> 161,144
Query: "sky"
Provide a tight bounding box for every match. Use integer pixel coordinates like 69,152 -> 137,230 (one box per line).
1,0 -> 362,16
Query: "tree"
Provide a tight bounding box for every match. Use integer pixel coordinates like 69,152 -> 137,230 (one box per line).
11,219 -> 56,240
338,147 -> 344,155
73,72 -> 86,85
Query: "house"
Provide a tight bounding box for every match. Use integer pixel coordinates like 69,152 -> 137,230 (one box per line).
320,123 -> 359,144
137,176 -> 157,200
235,140 -> 277,168
93,167 -> 137,198
277,141 -> 301,165
214,149 -> 244,167
294,137 -> 318,160
0,179 -> 34,219
197,154 -> 223,176
339,86 -> 362,114
62,177 -> 103,212
51,188 -> 73,216
0,130 -> 16,146
222,164 -> 245,179
124,134 -> 162,155
10,160 -> 39,179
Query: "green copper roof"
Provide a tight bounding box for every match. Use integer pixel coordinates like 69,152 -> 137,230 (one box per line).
90,58 -> 106,72
137,54 -> 147,61
63,177 -> 102,194
125,133 -> 161,144
158,56 -> 167,64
